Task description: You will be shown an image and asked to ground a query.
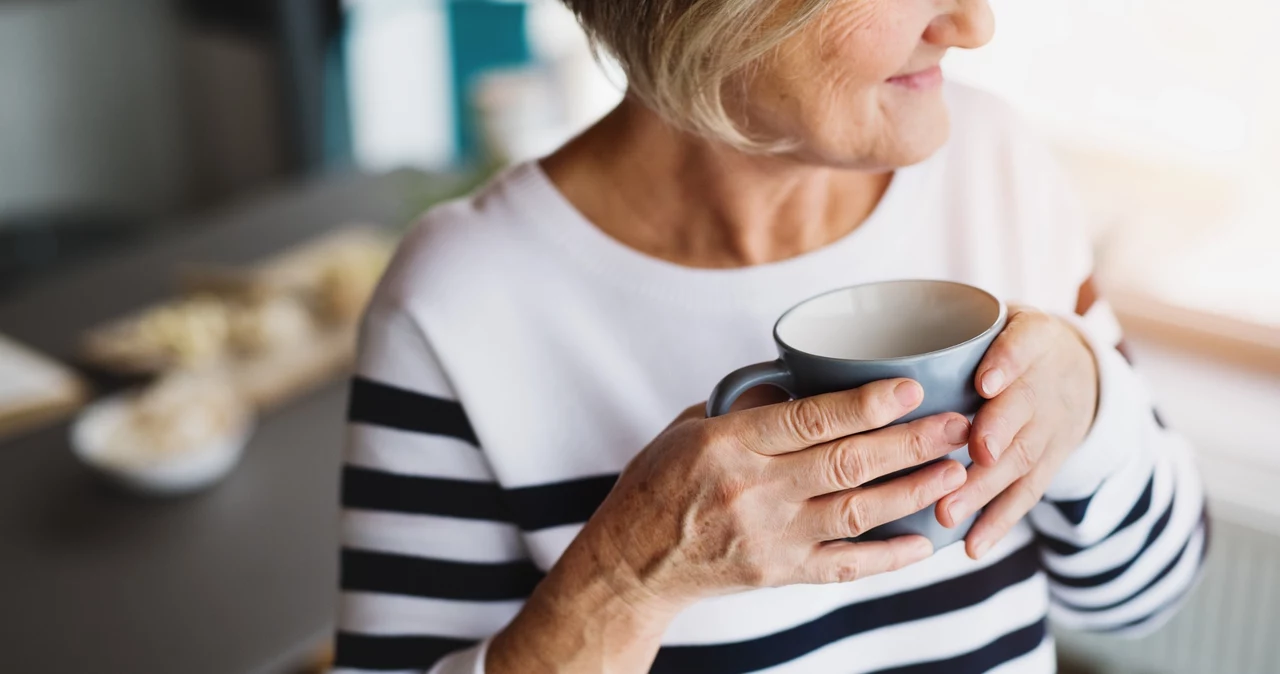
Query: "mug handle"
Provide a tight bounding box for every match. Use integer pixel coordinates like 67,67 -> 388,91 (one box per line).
706,360 -> 798,418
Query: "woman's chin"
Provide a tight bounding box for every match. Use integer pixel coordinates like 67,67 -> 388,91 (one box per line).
802,130 -> 950,172
860,111 -> 952,169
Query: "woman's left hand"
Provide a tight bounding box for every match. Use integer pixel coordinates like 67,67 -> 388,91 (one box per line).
935,306 -> 1100,559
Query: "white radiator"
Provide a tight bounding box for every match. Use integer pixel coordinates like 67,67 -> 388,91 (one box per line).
1056,511 -> 1280,674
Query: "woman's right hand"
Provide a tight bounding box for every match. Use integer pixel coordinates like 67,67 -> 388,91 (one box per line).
584,377 -> 970,612
488,378 -> 969,673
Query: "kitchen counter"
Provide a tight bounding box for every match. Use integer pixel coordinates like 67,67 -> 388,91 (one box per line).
0,170 -> 426,674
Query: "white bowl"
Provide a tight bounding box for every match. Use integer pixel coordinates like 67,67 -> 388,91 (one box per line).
70,393 -> 254,497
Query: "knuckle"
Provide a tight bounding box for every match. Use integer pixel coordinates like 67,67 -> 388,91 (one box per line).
862,385 -> 896,425
1006,438 -> 1036,474
1015,382 -> 1037,409
1009,478 -> 1042,509
829,557 -> 864,584
841,494 -> 873,537
980,519 -> 1011,543
995,339 -> 1022,364
786,398 -> 832,445
987,503 -> 1020,533
1028,463 -> 1057,493
909,474 -> 940,510
903,426 -> 934,462
829,439 -> 871,488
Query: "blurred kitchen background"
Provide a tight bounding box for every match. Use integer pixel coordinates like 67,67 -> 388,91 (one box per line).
0,1 -> 1276,673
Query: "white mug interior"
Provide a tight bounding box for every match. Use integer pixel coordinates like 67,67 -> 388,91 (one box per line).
775,280 -> 1002,360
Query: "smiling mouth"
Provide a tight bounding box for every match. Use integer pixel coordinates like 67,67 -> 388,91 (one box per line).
887,65 -> 944,91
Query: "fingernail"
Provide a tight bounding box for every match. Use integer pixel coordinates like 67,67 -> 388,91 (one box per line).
944,418 -> 970,444
946,498 -> 968,526
984,434 -> 1002,461
940,463 -> 966,489
909,538 -> 935,560
980,369 -> 1004,397
895,380 -> 922,406
973,538 -> 993,559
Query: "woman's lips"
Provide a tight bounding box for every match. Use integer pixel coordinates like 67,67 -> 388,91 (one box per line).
887,65 -> 943,90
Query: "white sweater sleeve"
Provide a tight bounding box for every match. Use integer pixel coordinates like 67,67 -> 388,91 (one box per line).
1029,290 -> 1209,637
332,303 -> 529,673
989,106 -> 1209,636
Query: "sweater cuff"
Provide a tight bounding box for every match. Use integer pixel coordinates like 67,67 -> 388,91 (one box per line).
1043,314 -> 1151,501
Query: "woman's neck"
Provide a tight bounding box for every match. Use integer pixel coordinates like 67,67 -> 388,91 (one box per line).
541,97 -> 892,269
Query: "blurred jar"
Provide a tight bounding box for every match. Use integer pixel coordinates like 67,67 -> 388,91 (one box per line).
472,66 -> 572,166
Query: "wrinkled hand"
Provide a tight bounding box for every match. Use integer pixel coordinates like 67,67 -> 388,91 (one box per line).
935,306 -> 1099,559
576,379 -> 972,616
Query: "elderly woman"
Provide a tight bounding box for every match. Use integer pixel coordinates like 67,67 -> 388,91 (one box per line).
333,0 -> 1207,672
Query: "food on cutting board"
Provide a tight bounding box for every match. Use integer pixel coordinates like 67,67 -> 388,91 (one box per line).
85,293 -> 323,370
81,228 -> 394,376
314,238 -> 393,326
228,295 -> 316,356
85,295 -> 234,371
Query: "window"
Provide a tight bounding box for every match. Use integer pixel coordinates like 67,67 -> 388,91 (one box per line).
946,0 -> 1280,365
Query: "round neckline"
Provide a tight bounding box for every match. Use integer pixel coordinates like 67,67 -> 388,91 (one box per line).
500,157 -> 932,310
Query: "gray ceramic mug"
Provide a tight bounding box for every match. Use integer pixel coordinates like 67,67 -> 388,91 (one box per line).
706,279 -> 1007,551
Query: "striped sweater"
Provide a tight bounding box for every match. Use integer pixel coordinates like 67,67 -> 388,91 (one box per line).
332,85 -> 1207,673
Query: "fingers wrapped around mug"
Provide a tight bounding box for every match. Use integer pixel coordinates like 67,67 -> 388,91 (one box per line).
771,410 -> 971,499
796,458 -> 968,541
967,306 -> 1055,466
935,420 -> 1052,555
938,305 -> 1100,559
718,378 -> 928,457
792,462 -> 968,585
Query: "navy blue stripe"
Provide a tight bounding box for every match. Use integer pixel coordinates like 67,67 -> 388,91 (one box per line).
1036,532 -> 1083,556
348,376 -> 478,445
341,465 -> 618,531
341,548 -> 544,601
1045,486 -> 1175,588
1052,494 -> 1092,525
649,543 -> 1041,673
334,631 -> 474,671
1103,520 -> 1210,632
341,466 -> 514,522
504,474 -> 618,531
1055,512 -> 1206,613
1038,474 -> 1155,556
871,618 -> 1046,674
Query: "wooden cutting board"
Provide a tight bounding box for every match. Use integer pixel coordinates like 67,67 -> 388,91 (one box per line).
0,334 -> 88,441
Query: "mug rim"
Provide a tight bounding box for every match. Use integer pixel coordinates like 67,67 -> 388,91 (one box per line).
772,279 -> 1007,364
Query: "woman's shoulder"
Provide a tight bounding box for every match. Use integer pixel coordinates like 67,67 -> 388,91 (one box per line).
371,164 -> 547,311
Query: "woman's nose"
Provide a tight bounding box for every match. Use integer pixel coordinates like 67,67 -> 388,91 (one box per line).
925,0 -> 995,50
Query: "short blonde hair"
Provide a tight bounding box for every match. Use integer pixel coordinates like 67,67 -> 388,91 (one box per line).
561,0 -> 831,151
